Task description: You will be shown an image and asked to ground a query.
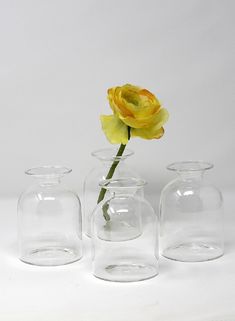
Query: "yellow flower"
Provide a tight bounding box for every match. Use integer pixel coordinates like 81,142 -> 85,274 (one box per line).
101,84 -> 169,144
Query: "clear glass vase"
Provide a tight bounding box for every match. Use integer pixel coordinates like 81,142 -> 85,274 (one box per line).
83,148 -> 139,237
18,166 -> 82,266
91,178 -> 159,282
160,161 -> 224,262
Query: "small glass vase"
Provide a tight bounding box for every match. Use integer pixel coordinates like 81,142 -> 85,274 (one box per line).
160,161 -> 224,262
91,178 -> 159,282
83,148 -> 139,237
18,166 -> 82,266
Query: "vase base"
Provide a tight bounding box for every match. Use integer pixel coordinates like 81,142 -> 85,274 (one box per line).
20,246 -> 82,266
162,242 -> 223,262
94,262 -> 158,282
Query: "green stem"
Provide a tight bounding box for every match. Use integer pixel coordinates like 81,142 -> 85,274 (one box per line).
97,127 -> 131,221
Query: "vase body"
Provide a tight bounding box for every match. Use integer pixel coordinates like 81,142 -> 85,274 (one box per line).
160,161 -> 224,262
18,166 -> 82,266
83,148 -> 139,237
91,178 -> 159,282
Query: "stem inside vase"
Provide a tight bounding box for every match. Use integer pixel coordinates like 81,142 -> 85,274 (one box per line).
97,127 -> 131,221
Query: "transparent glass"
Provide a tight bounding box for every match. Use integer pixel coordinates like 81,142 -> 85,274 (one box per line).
160,161 -> 224,262
18,166 -> 82,266
91,178 -> 159,282
83,148 -> 139,237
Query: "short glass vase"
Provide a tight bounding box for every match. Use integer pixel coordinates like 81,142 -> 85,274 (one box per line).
91,178 -> 159,282
83,148 -> 139,237
160,161 -> 224,262
18,166 -> 83,266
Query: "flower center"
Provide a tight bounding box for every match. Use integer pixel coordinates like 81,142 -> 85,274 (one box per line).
122,92 -> 140,106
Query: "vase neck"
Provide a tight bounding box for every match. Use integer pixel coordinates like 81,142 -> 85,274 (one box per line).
100,178 -> 145,198
108,187 -> 140,198
36,177 -> 62,186
25,166 -> 71,186
167,161 -> 213,181
92,148 -> 134,165
100,159 -> 126,168
177,171 -> 204,181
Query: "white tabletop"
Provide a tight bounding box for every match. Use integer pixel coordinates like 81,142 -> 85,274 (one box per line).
0,192 -> 234,321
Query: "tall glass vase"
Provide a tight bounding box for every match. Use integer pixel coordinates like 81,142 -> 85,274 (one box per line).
91,178 -> 159,282
83,148 -> 139,237
18,166 -> 82,266
160,161 -> 224,262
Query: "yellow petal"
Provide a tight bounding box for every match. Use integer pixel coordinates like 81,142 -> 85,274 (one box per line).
150,108 -> 169,129
122,87 -> 161,117
130,108 -> 169,139
108,86 -> 134,117
131,126 -> 165,140
121,107 -> 169,129
100,114 -> 129,144
107,84 -> 163,126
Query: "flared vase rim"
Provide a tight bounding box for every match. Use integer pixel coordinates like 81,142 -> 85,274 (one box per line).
25,165 -> 72,177
167,161 -> 213,172
91,148 -> 134,161
99,177 -> 146,190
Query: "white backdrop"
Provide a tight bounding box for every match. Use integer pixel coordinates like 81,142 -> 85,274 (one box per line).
0,0 -> 234,197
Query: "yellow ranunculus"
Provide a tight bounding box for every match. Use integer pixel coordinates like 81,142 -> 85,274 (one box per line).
101,84 -> 169,144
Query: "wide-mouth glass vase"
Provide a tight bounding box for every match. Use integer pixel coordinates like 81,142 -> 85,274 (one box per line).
91,178 -> 159,282
83,148 -> 139,237
160,161 -> 224,262
18,166 -> 82,266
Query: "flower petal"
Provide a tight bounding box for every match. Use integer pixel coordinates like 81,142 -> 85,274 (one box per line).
100,114 -> 129,144
149,108 -> 169,129
121,107 -> 169,129
105,84 -> 169,141
108,86 -> 134,117
131,126 -> 165,140
131,108 -> 169,139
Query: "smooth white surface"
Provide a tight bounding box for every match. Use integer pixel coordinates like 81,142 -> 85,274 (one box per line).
0,193 -> 234,321
0,0 -> 234,196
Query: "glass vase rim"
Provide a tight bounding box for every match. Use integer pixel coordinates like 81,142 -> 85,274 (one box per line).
25,165 -> 72,178
91,148 -> 134,161
167,161 -> 213,172
99,177 -> 146,190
